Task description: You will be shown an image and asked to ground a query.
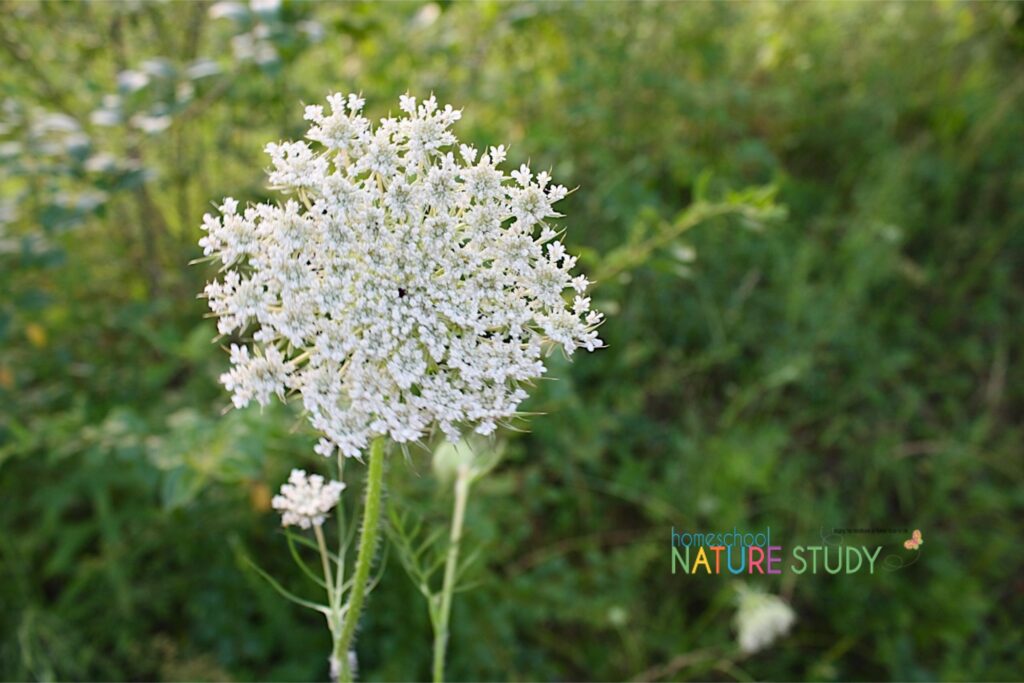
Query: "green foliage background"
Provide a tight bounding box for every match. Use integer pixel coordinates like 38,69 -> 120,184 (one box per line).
1,1 -> 1022,681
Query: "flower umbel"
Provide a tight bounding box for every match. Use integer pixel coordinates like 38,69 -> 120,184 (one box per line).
734,586 -> 796,654
271,468 -> 345,529
200,93 -> 603,457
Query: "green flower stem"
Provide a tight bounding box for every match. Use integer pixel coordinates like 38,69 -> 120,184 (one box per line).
433,464 -> 472,683
313,524 -> 336,604
333,453 -> 347,616
335,436 -> 386,683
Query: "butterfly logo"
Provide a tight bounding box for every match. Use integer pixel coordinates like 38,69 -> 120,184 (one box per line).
904,529 -> 923,550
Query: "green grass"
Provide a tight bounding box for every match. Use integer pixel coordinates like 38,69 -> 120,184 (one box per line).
1,2 -> 1022,681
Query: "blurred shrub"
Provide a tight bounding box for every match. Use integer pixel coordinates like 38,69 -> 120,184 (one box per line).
1,1 -> 1022,681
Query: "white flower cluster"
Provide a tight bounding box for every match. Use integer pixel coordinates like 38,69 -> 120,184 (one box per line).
271,468 -> 345,529
200,93 -> 603,457
734,587 -> 796,654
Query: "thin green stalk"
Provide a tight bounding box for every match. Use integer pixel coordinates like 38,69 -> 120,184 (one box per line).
335,437 -> 386,682
433,464 -> 472,683
334,453 -> 347,617
313,524 -> 336,605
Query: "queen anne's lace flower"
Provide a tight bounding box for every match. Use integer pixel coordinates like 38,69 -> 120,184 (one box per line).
200,93 -> 603,457
734,587 -> 796,654
272,469 -> 346,528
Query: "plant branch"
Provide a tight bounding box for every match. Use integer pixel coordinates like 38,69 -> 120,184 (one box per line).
432,464 -> 472,683
334,437 -> 386,683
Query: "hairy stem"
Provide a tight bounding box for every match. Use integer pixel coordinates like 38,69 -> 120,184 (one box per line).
433,464 -> 472,683
335,437 -> 386,682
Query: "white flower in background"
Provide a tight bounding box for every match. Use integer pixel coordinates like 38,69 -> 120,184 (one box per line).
734,585 -> 796,654
271,469 -> 345,529
329,650 -> 358,683
200,92 -> 603,457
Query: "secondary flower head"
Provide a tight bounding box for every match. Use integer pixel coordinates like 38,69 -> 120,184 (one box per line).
734,586 -> 796,654
271,468 -> 345,528
200,92 -> 603,457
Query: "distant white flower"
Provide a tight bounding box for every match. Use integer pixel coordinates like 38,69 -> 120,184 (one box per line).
329,650 -> 358,683
734,586 -> 796,654
199,93 -> 603,457
271,469 -> 345,529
